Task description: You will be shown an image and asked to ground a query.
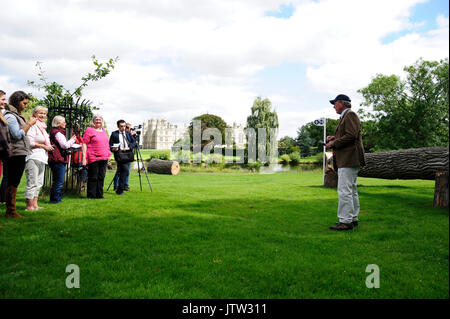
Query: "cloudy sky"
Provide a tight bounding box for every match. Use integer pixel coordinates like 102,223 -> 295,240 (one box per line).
0,0 -> 448,137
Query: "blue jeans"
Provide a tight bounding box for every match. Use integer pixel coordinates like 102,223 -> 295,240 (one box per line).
114,161 -> 131,188
49,162 -> 65,203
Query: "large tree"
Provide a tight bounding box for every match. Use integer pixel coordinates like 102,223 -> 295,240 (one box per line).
188,113 -> 229,150
357,58 -> 449,151
246,97 -> 279,161
295,126 -> 314,157
295,118 -> 339,156
278,135 -> 297,155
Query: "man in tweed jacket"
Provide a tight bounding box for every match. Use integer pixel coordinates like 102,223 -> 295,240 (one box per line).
326,94 -> 366,231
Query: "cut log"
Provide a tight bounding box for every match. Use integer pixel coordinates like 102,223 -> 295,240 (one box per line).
147,158 -> 180,175
358,147 -> 449,180
433,171 -> 449,208
324,170 -> 338,188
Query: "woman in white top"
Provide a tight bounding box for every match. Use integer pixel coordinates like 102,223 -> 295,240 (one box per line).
24,106 -> 54,210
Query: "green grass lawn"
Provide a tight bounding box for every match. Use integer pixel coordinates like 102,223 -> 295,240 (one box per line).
0,170 -> 448,298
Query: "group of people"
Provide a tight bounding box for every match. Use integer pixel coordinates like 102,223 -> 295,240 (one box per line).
82,117 -> 137,199
1,89 -> 366,231
0,89 -> 137,218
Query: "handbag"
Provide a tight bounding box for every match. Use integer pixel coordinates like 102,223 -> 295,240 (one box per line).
114,149 -> 134,163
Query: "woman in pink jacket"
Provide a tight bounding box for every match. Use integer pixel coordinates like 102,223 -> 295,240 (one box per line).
81,114 -> 111,199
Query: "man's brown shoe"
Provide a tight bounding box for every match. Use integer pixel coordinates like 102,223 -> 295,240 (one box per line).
335,221 -> 358,227
330,222 -> 353,231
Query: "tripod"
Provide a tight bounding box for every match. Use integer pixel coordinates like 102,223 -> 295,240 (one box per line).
134,143 -> 153,192
107,134 -> 153,192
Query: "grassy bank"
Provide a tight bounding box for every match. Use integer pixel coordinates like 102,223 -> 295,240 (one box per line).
0,171 -> 448,298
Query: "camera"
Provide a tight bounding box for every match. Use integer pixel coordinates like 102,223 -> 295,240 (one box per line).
132,125 -> 142,135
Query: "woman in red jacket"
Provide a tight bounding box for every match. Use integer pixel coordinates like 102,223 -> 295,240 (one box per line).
48,115 -> 77,204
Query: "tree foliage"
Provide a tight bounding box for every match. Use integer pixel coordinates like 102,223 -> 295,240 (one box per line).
278,135 -> 298,154
188,113 -> 229,149
245,97 -> 279,160
26,55 -> 119,123
246,97 -> 279,130
358,58 -> 449,150
294,119 -> 339,156
28,55 -> 119,100
295,126 -> 314,157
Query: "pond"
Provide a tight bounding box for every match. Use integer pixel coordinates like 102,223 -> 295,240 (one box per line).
252,163 -> 322,174
136,161 -> 322,173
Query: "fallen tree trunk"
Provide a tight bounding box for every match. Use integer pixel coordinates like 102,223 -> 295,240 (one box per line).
147,159 -> 180,175
326,147 -> 449,207
358,147 -> 449,180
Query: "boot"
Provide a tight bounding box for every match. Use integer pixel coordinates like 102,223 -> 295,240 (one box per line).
25,198 -> 35,211
5,186 -> 23,218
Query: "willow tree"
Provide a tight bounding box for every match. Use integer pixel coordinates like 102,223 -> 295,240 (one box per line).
246,97 -> 279,162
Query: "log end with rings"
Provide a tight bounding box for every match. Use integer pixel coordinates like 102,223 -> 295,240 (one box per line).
147,158 -> 180,175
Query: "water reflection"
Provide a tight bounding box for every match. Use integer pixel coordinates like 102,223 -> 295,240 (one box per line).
138,161 -> 321,173
257,164 -> 321,174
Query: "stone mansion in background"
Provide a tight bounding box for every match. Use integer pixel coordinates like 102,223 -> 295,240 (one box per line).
141,118 -> 247,150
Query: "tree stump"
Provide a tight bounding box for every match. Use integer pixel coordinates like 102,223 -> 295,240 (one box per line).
324,170 -> 338,188
147,159 -> 180,175
433,171 -> 449,208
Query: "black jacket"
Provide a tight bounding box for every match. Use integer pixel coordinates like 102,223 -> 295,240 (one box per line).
109,130 -> 137,152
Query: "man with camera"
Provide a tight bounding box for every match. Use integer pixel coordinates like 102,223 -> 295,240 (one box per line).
109,120 -> 137,195
112,123 -> 137,191
325,94 -> 366,231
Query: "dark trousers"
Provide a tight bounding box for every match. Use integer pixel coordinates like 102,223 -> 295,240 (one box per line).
116,161 -> 130,194
49,162 -> 65,203
6,156 -> 26,188
114,161 -> 131,188
87,160 -> 107,198
0,159 -> 8,202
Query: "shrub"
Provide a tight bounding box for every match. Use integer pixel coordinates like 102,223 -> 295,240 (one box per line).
204,153 -> 224,164
147,150 -> 170,160
246,161 -> 264,172
289,146 -> 300,153
171,150 -> 191,163
280,154 -> 291,164
289,152 -> 301,165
